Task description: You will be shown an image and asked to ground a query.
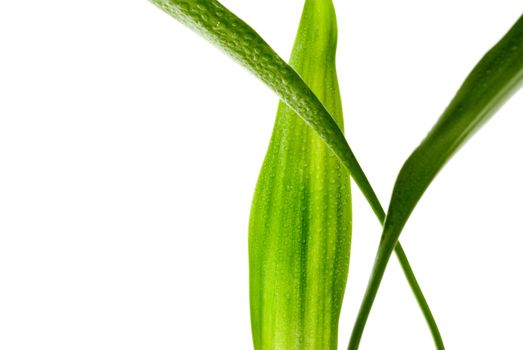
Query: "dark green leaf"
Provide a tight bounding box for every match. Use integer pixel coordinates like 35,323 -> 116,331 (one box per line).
349,14 -> 523,350
148,0 -> 381,215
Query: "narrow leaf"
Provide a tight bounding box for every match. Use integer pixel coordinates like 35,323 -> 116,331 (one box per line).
148,0 -> 381,214
249,1 -> 350,348
349,14 -> 523,349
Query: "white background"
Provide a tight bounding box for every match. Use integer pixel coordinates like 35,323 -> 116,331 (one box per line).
1,1 -> 523,349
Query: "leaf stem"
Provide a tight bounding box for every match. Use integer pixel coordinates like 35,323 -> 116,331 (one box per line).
361,188 -> 444,350
394,244 -> 445,349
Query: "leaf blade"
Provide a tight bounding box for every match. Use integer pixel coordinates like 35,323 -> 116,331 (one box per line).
148,0 -> 382,214
249,1 -> 350,348
349,14 -> 523,350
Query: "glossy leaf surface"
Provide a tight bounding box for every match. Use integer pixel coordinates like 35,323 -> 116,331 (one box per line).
249,1 -> 350,348
148,0 -> 382,215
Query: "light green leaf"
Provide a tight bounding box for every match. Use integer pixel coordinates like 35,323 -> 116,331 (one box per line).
249,1 -> 350,348
349,14 -> 523,350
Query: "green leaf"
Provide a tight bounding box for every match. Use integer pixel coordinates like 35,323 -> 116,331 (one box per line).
249,1 -> 350,348
149,0 -> 444,347
349,14 -> 523,350
148,0 -> 380,214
